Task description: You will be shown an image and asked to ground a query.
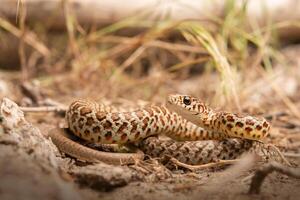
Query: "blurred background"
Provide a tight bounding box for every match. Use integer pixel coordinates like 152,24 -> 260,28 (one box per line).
0,0 -> 300,115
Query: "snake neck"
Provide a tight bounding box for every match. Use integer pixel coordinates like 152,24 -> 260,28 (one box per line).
166,102 -> 270,141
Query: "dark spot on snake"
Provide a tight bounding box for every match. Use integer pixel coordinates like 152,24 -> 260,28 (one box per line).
118,122 -> 128,133
240,133 -> 244,137
92,126 -> 100,133
86,117 -> 94,126
78,123 -> 84,129
263,121 -> 269,128
131,121 -> 138,132
97,136 -> 101,142
103,120 -> 112,129
246,119 -> 255,126
84,129 -> 90,136
213,120 -> 217,125
135,132 -> 140,139
226,115 -> 235,122
229,152 -> 233,157
245,127 -> 253,133
149,118 -> 154,124
71,114 -> 77,123
160,116 -> 165,126
105,131 -> 112,140
227,123 -> 233,130
192,104 -> 196,110
222,118 -> 226,125
78,117 -> 85,125
143,117 -> 149,124
256,125 -> 262,130
236,122 -> 244,128
146,128 -> 151,135
262,130 -> 267,134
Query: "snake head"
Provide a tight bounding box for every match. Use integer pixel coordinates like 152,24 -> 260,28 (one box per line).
167,94 -> 209,124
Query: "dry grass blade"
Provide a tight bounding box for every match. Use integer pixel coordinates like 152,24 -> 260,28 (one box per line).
17,0 -> 27,80
256,67 -> 300,119
110,45 -> 147,80
168,57 -> 210,72
179,22 -> 241,110
63,0 -> 80,57
0,17 -> 50,57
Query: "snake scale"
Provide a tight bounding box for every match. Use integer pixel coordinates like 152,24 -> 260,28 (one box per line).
49,94 -> 271,165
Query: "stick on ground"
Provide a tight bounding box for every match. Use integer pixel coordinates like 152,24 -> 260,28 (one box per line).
249,162 -> 300,194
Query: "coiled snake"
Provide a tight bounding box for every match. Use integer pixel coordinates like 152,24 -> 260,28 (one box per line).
49,94 -> 271,165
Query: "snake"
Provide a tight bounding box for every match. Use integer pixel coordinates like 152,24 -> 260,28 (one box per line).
49,94 -> 271,165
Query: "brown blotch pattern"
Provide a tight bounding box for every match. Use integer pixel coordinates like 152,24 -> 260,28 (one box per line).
131,121 -> 138,132
86,117 -> 94,126
84,129 -> 90,136
92,126 -> 100,133
105,131 -> 112,140
103,120 -> 112,129
245,119 -> 255,126
222,118 -> 226,125
96,111 -> 106,121
226,115 -> 235,122
118,122 -> 128,133
256,125 -> 262,130
263,121 -> 269,128
245,127 -> 253,134
227,123 -> 233,130
80,107 -> 92,115
235,122 -> 244,128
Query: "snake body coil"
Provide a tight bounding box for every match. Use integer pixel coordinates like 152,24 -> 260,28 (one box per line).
50,94 -> 271,165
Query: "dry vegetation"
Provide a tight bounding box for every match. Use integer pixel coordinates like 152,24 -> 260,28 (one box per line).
0,1 -> 300,200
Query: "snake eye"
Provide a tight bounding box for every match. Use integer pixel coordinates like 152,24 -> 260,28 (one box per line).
183,96 -> 191,105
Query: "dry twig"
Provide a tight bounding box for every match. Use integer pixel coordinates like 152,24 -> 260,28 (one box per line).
20,106 -> 67,114
249,162 -> 300,194
170,157 -> 239,171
